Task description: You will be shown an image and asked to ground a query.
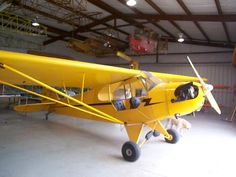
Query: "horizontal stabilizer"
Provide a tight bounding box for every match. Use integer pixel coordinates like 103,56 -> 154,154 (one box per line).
14,102 -> 55,112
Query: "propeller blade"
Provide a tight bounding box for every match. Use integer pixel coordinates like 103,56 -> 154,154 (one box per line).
187,56 -> 221,114
205,90 -> 221,114
187,56 -> 205,88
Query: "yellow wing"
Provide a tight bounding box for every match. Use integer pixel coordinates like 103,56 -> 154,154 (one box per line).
152,72 -> 206,83
0,50 -> 141,87
0,50 -> 202,87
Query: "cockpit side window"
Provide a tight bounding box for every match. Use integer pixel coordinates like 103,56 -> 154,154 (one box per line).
129,78 -> 147,98
124,84 -> 132,99
109,77 -> 149,111
112,78 -> 147,100
113,85 -> 126,100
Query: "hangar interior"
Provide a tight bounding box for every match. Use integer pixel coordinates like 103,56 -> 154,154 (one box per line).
0,0 -> 236,177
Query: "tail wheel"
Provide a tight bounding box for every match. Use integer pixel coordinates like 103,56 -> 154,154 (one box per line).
165,129 -> 180,144
121,141 -> 140,162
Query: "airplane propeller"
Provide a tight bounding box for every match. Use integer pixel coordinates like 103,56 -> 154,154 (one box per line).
187,56 -> 221,114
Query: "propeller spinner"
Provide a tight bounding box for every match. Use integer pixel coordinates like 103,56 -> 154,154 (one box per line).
187,56 -> 221,114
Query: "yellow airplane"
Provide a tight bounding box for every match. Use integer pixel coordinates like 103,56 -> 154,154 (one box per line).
0,50 -> 221,162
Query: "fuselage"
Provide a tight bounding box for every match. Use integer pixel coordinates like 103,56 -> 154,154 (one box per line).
52,80 -> 205,124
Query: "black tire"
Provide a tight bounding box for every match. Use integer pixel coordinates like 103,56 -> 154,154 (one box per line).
121,141 -> 140,162
164,129 -> 179,144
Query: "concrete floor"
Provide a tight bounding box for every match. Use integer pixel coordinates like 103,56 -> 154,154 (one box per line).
0,110 -> 236,177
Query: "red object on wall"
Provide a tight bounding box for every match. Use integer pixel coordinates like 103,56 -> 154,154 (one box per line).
213,84 -> 230,89
129,35 -> 156,53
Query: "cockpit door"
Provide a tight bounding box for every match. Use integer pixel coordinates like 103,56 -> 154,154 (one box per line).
98,77 -> 148,111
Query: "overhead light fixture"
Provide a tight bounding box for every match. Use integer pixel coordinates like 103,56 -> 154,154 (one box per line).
32,17 -> 40,27
178,33 -> 184,42
126,0 -> 137,6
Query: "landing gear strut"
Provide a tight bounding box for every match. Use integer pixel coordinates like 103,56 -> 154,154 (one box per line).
122,121 -> 179,162
45,112 -> 51,120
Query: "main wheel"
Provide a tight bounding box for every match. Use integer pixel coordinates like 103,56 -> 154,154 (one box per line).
121,141 -> 140,162
164,129 -> 180,144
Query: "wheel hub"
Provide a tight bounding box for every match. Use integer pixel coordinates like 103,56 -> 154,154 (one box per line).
126,149 -> 133,156
168,135 -> 173,141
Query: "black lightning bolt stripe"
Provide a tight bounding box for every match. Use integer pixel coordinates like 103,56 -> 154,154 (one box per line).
142,98 -> 163,106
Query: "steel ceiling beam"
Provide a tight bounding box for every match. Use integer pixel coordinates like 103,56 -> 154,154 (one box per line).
16,0 -> 235,49
92,21 -> 152,30
43,15 -> 116,45
78,15 -> 115,32
46,0 -> 107,23
167,38 -> 234,48
88,0 -> 234,48
176,0 -> 209,41
117,0 -> 175,38
87,0 -> 176,38
16,3 -> 87,45
19,4 -> 75,26
43,35 -> 65,46
46,0 -> 129,35
215,0 -> 231,43
152,23 -> 175,38
44,0 -> 128,45
42,23 -> 86,45
123,14 -> 236,22
18,1 -> 126,45
145,0 -> 192,40
87,0 -> 144,28
44,28 -> 128,46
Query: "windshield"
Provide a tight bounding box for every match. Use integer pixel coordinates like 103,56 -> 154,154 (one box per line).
140,71 -> 163,91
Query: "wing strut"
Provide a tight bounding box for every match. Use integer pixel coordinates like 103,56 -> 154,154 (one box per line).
0,63 -> 123,124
